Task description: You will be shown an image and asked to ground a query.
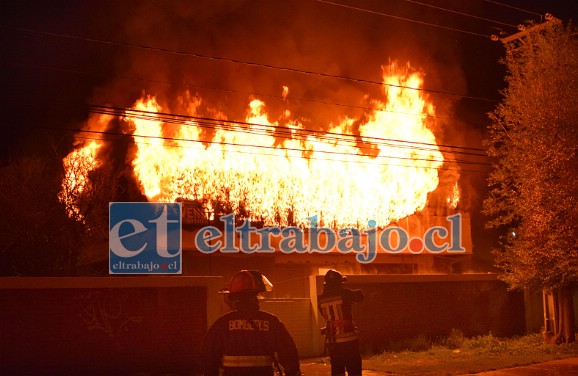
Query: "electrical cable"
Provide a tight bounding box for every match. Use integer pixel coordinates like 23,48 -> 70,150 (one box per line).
0,59 -> 493,128
313,0 -> 491,38
89,104 -> 489,156
402,0 -> 518,29
82,107 -> 492,168
483,0 -> 543,17
0,24 -> 499,103
58,130 -> 491,174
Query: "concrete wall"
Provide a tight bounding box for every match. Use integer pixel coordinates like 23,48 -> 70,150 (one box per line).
313,274 -> 526,353
260,298 -> 317,358
0,274 -> 528,372
0,276 -> 223,375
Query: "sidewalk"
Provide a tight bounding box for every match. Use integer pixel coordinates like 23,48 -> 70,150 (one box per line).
300,357 -> 386,375
300,356 -> 578,375
472,356 -> 578,375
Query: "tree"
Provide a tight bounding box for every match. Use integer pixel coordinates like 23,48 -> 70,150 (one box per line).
484,21 -> 578,344
0,156 -> 84,275
53,136 -> 144,274
0,134 -> 137,275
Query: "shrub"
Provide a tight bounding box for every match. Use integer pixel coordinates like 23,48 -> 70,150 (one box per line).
441,328 -> 466,349
463,332 -> 507,353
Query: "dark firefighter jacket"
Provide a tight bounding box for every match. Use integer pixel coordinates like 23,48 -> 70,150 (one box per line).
200,308 -> 301,376
318,287 -> 364,344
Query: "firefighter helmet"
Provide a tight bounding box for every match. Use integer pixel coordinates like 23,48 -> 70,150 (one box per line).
222,270 -> 273,294
324,269 -> 347,285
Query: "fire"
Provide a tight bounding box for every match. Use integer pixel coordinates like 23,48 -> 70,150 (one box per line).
59,112 -> 113,219
61,62 -> 452,228
447,181 -> 460,209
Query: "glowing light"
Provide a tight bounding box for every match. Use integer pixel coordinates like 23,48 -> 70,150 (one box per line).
61,62 -> 456,227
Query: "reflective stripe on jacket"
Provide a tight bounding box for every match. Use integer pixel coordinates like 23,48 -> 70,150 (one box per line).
318,287 -> 363,344
200,308 -> 301,376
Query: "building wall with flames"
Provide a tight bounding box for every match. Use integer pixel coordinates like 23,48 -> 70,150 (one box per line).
181,202 -> 473,299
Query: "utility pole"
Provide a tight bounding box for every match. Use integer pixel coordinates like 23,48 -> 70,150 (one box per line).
491,13 -> 561,44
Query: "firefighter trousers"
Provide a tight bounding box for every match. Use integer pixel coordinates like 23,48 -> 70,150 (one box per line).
327,339 -> 362,376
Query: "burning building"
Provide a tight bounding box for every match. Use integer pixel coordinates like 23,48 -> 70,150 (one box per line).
62,61 -> 473,293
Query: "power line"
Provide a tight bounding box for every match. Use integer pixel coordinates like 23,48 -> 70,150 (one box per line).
0,24 -> 499,103
402,0 -> 518,29
0,59 -> 491,127
85,104 -> 491,167
0,61 -> 486,126
313,0 -> 491,38
90,104 -> 489,156
57,129 -> 491,174
483,0 -> 543,18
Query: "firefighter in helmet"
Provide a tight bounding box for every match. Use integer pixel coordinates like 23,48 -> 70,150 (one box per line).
318,269 -> 364,376
200,270 -> 302,376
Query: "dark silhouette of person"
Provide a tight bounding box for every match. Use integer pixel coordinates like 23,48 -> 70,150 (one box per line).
200,270 -> 302,376
318,269 -> 364,376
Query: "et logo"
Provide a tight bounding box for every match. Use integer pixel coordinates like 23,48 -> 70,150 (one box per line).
109,202 -> 182,274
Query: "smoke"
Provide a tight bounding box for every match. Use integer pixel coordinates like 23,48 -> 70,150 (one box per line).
85,0 -> 471,126
73,0 -> 490,214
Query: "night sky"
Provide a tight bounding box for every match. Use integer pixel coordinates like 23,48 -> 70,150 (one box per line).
1,0 -> 576,161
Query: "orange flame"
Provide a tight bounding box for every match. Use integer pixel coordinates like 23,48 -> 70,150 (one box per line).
447,181 -> 460,209
62,62 -> 453,227
59,113 -> 112,219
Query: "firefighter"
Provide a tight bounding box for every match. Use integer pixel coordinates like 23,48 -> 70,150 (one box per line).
318,269 -> 364,376
200,270 -> 302,376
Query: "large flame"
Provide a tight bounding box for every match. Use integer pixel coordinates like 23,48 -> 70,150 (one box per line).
62,62 -> 452,228
59,113 -> 111,219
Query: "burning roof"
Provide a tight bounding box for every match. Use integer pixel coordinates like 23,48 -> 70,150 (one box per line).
61,61 -> 459,229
